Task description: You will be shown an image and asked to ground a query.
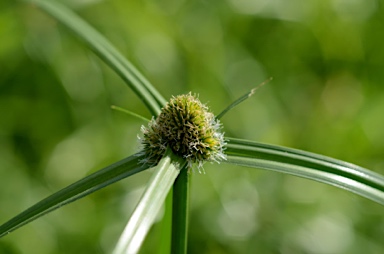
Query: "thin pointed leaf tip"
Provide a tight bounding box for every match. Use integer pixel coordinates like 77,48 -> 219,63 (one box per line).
139,93 -> 226,168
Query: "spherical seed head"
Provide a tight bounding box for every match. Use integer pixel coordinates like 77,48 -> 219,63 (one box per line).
139,93 -> 226,168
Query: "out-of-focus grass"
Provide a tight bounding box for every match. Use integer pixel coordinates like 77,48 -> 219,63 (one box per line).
1,0 -> 384,253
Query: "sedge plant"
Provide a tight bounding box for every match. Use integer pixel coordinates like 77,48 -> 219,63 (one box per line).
1,0 -> 384,253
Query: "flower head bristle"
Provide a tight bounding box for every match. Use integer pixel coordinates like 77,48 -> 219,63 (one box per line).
139,93 -> 226,169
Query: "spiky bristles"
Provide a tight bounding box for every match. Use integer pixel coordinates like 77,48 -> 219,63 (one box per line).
139,93 -> 226,169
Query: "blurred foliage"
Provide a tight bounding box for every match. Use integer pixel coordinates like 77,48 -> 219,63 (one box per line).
1,0 -> 384,253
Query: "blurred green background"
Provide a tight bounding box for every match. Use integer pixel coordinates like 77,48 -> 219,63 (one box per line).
1,0 -> 384,253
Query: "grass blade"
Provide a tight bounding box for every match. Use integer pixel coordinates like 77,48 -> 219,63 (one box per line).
216,78 -> 271,120
113,149 -> 186,254
111,105 -> 150,122
27,0 -> 165,115
0,153 -> 149,238
225,138 -> 384,205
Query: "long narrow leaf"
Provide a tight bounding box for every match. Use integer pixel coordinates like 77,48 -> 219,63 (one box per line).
111,105 -> 150,122
113,149 -> 186,254
216,78 -> 271,120
27,0 -> 165,115
225,138 -> 384,205
0,153 -> 149,238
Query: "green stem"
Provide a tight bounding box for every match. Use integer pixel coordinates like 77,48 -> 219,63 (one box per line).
171,167 -> 190,254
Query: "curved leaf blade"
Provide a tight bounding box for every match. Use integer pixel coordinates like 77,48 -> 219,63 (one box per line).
27,0 -> 165,115
113,149 -> 186,254
0,153 -> 149,238
225,138 -> 384,205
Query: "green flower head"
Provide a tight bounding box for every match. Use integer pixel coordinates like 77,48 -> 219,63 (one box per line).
139,93 -> 226,169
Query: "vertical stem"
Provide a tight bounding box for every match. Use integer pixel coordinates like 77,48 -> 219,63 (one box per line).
171,167 -> 190,254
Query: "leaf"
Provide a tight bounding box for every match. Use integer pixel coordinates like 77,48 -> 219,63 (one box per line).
0,153 -> 149,238
27,0 -> 165,115
113,148 -> 187,254
225,138 -> 384,205
216,78 -> 272,120
111,105 -> 150,122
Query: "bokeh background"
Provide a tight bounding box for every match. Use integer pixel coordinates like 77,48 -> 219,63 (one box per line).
1,0 -> 384,253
